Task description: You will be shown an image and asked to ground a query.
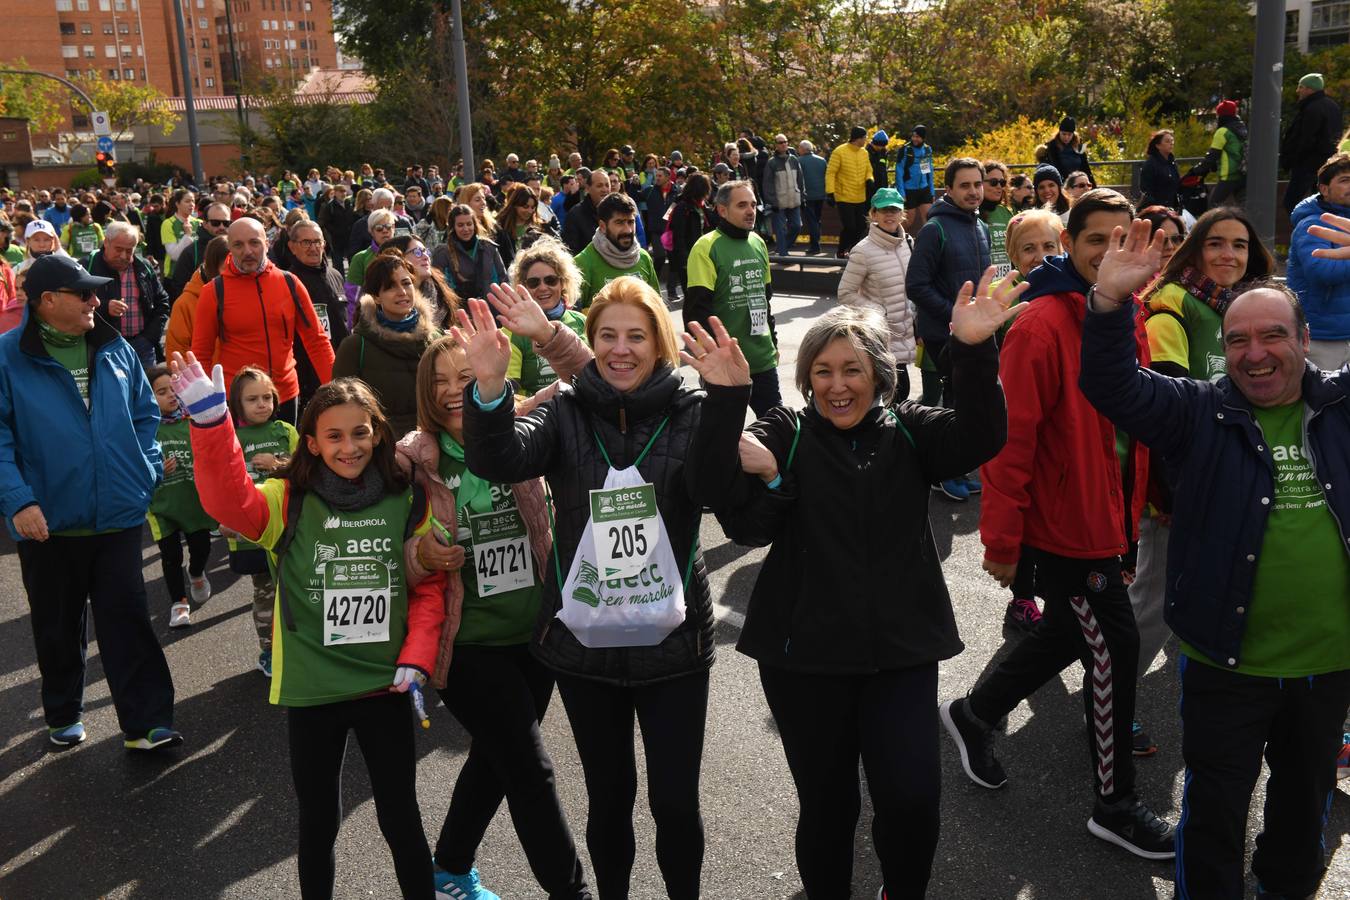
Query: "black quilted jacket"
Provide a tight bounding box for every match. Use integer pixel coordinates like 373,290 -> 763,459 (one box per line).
463,361 -> 749,685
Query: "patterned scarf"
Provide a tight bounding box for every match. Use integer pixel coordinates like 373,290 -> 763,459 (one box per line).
1177,266 -> 1236,316
38,319 -> 81,347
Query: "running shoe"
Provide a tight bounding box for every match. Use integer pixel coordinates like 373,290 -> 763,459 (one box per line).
934,479 -> 970,501
124,726 -> 183,751
169,600 -> 191,628
48,722 -> 87,747
1132,720 -> 1158,757
1337,733 -> 1350,781
939,698 -> 1006,789
434,867 -> 500,900
1003,597 -> 1041,632
963,472 -> 982,494
1087,794 -> 1175,860
257,649 -> 273,678
189,573 -> 211,605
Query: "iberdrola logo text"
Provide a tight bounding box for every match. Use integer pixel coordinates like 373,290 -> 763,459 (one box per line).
323,515 -> 387,529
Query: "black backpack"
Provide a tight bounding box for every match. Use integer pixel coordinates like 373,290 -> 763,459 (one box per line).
213,270 -> 309,344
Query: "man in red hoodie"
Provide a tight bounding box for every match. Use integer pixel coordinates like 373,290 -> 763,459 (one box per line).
939,189 -> 1176,861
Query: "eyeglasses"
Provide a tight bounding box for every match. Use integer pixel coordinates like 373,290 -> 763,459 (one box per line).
985,179 -> 1007,187
407,247 -> 430,258
233,203 -> 248,209
371,225 -> 394,233
207,218 -> 231,227
1166,234 -> 1186,247
524,274 -> 560,289
295,239 -> 324,248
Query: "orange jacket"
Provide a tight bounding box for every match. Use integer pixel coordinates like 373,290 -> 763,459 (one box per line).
192,257 -> 334,402
0,260 -> 18,335
165,267 -> 219,363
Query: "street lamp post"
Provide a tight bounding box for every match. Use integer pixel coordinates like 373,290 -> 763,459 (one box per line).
170,0 -> 206,187
450,0 -> 474,179
1248,0 -> 1286,250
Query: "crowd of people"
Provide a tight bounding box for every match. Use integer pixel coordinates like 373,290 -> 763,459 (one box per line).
2,80 -> 1350,899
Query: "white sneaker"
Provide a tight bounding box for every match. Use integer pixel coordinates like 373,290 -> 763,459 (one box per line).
169,601 -> 191,628
189,573 -> 211,605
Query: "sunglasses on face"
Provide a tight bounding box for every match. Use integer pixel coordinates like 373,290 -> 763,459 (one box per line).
372,225 -> 394,233
1070,181 -> 1090,189
1166,234 -> 1186,247
207,218 -> 231,227
525,274 -> 560,289
407,246 -> 429,258
56,288 -> 96,301
985,179 -> 1007,187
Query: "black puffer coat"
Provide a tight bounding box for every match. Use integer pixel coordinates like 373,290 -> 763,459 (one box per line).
718,337 -> 1005,673
463,363 -> 749,685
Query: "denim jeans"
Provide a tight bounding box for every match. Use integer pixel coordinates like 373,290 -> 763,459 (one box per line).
771,206 -> 802,256
802,199 -> 824,251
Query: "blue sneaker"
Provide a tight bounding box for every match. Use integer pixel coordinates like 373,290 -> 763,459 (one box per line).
49,722 -> 87,747
434,868 -> 500,900
964,472 -> 982,494
124,726 -> 183,751
257,649 -> 273,678
935,479 -> 970,501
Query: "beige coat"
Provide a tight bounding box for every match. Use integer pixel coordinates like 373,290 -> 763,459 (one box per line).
836,222 -> 917,364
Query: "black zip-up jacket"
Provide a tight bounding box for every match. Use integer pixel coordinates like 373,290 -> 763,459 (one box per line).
718,335 -> 1006,673
82,250 -> 170,347
463,363 -> 749,685
284,255 -> 350,406
561,195 -> 599,255
1139,148 -> 1180,210
1281,89 -> 1344,173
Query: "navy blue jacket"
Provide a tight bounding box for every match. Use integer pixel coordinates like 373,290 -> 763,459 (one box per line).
1080,299 -> 1350,669
0,306 -> 162,538
1285,194 -> 1350,342
905,197 -> 991,346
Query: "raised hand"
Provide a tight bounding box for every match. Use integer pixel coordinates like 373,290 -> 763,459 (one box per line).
679,316 -> 751,387
168,350 -> 228,424
949,266 -> 1030,345
1308,211 -> 1350,259
449,296 -> 511,402
1093,219 -> 1165,307
487,281 -> 554,344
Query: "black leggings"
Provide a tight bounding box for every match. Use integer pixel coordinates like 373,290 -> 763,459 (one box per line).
434,644 -> 588,899
760,662 -> 941,900
287,693 -> 433,900
157,529 -> 211,602
555,669 -> 709,900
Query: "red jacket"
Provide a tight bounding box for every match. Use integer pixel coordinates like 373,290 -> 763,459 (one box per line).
192,257 -> 334,402
980,288 -> 1150,565
191,416 -> 444,676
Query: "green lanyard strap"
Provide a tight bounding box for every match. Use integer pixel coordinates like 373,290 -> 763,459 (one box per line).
591,415 -> 670,471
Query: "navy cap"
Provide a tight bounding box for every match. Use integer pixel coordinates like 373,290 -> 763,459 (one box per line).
23,254 -> 111,304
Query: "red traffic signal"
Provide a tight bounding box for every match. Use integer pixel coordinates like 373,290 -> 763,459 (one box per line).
95,150 -> 117,180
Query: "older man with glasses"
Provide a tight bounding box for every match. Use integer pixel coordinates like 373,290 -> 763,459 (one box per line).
281,219 -> 349,410
0,254 -> 180,752
79,220 -> 171,369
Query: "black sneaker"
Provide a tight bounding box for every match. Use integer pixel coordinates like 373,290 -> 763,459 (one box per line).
939,698 -> 1007,789
1087,794 -> 1175,860
1003,597 -> 1042,632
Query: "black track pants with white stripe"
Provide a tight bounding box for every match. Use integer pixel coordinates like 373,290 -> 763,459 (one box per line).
968,548 -> 1140,802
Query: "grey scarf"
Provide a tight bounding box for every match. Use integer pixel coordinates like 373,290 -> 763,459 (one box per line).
312,463 -> 387,512
591,227 -> 640,269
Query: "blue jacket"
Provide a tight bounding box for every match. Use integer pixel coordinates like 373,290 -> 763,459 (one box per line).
905,197 -> 991,346
1286,194 -> 1350,341
896,143 -> 935,195
0,306 -> 162,539
798,152 -> 827,201
1080,299 -> 1350,669
42,204 -> 73,232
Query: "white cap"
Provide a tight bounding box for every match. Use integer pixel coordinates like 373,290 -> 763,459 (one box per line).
24,220 -> 58,240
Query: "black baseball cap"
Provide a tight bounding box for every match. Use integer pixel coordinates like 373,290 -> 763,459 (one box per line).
24,255 -> 111,304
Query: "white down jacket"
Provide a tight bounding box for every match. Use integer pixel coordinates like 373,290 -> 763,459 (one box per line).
836,222 -> 917,363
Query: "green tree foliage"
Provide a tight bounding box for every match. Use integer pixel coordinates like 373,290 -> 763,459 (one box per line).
332,0 -> 1258,166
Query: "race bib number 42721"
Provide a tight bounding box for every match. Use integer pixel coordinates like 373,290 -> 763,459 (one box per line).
589,483 -> 659,579
469,507 -> 534,597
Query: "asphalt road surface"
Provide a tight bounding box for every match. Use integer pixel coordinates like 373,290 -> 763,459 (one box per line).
1,290 -> 1347,899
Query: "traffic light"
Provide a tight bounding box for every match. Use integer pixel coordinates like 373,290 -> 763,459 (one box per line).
95,150 -> 117,183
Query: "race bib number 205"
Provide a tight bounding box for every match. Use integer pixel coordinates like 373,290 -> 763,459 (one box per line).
589,483 -> 659,579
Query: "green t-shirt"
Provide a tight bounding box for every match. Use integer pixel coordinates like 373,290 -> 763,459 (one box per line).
1145,284 -> 1226,383
1183,402 -> 1350,676
147,417 -> 216,536
437,449 -> 541,646
574,244 -> 661,310
980,204 -> 1013,279
347,246 -> 377,292
2,244 -> 23,266
230,420 -> 300,551
686,228 -> 777,374
65,222 -> 103,257
43,331 -> 90,408
506,309 -> 587,396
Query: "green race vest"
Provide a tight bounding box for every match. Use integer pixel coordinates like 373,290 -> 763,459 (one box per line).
507,309 -> 587,396
272,489 -> 415,707
231,420 -> 299,551
148,418 -> 216,535
982,204 -> 1013,278
686,229 -> 778,374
